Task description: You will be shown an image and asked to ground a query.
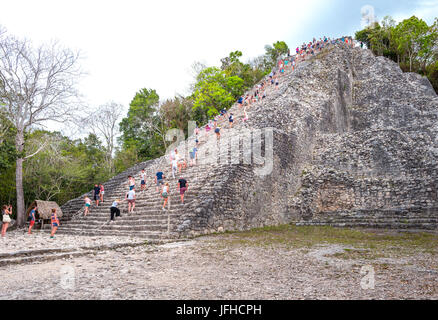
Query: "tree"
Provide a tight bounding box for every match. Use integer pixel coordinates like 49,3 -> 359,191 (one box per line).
192,67 -> 243,124
394,16 -> 430,72
264,41 -> 289,68
221,51 -> 265,89
355,16 -> 438,94
23,131 -> 72,203
86,102 -> 124,174
160,96 -> 193,135
0,28 -> 83,227
119,88 -> 164,161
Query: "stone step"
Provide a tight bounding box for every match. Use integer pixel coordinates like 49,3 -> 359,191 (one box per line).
0,239 -> 186,266
62,216 -> 177,225
0,251 -> 92,267
60,223 -> 169,232
49,228 -> 173,239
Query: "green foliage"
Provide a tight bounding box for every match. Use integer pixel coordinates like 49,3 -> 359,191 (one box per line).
0,113 -> 16,172
114,146 -> 139,174
264,41 -> 289,69
160,96 -> 193,135
119,88 -> 165,161
356,15 -> 438,91
192,67 -> 244,123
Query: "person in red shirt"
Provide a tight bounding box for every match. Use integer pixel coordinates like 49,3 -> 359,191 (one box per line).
28,205 -> 37,235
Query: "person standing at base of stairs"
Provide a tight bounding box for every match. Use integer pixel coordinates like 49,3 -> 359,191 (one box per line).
110,199 -> 123,222
126,188 -> 136,214
1,205 -> 12,237
161,183 -> 170,211
28,205 -> 37,235
50,208 -> 60,239
93,184 -> 101,207
178,178 -> 188,204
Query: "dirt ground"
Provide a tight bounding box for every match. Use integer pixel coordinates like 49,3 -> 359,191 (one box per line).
1,226 -> 438,300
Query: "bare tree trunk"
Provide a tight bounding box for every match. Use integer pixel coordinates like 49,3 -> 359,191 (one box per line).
15,130 -> 25,227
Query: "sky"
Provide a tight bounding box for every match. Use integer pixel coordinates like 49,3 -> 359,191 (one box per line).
0,0 -> 437,135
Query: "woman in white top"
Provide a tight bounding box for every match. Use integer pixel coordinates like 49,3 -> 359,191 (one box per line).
110,199 -> 123,222
1,205 -> 12,237
126,188 -> 136,213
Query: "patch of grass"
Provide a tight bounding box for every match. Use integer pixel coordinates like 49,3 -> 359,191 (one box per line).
331,249 -> 384,260
207,224 -> 438,256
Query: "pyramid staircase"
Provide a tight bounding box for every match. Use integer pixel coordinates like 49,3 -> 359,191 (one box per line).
43,48 -> 305,241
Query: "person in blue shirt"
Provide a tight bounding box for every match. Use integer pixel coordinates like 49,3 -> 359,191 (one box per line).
155,171 -> 165,193
229,113 -> 234,128
28,205 -> 37,235
189,147 -> 198,166
238,96 -> 244,108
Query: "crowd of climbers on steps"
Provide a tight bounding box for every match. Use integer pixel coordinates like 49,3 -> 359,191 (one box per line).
0,36 -> 359,238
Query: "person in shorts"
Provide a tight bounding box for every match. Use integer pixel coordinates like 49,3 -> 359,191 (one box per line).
50,208 -> 60,239
84,196 -> 91,216
189,147 -> 197,166
161,183 -> 170,211
229,113 -> 234,128
140,169 -> 146,192
126,188 -> 136,214
28,205 -> 37,235
155,171 -> 165,193
215,126 -> 221,140
128,176 -> 135,191
178,178 -> 188,204
99,183 -> 105,203
1,205 -> 12,237
93,184 -> 101,207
